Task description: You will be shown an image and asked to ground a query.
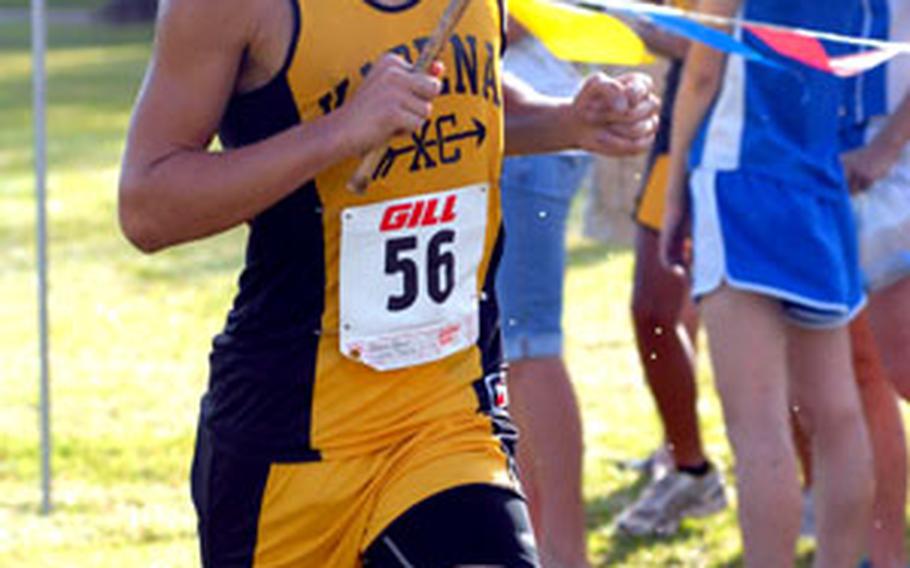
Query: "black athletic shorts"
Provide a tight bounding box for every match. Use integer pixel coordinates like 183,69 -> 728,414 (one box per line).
363,484 -> 540,567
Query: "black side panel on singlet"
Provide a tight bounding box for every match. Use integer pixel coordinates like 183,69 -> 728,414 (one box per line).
202,1 -> 323,462
477,228 -> 504,375
652,61 -> 683,158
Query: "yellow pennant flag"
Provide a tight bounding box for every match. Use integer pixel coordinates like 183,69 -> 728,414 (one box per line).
509,0 -> 653,65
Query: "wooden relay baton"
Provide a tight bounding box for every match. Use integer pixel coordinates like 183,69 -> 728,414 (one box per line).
346,0 -> 472,194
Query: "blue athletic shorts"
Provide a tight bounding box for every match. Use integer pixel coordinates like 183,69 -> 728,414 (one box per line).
690,169 -> 866,328
496,153 -> 592,361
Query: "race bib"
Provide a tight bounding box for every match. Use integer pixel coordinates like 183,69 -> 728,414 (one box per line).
339,184 -> 489,371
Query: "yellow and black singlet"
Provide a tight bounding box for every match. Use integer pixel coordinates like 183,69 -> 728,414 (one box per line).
208,0 -> 508,463
633,0 -> 692,230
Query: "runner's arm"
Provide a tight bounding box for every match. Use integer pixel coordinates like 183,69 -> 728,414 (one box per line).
119,0 -> 440,253
842,93 -> 910,193
502,71 -> 660,156
660,0 -> 737,270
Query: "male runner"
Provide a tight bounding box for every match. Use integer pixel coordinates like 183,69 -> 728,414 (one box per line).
118,0 -> 659,565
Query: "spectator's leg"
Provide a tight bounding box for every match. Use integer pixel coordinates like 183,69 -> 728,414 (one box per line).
788,320 -> 874,568
849,312 -> 907,568
701,287 -> 801,567
631,226 -> 705,469
868,277 -> 910,400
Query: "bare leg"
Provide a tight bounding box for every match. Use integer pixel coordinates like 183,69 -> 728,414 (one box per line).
631,227 -> 705,468
701,287 -> 801,567
788,322 -> 874,568
868,276 -> 910,400
507,357 -> 589,568
850,313 -> 907,568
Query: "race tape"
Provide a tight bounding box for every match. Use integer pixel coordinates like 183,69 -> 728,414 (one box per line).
509,0 -> 652,65
513,0 -> 908,76
573,0 -> 909,75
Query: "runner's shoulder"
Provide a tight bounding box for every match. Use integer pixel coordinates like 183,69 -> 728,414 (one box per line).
154,0 -> 258,53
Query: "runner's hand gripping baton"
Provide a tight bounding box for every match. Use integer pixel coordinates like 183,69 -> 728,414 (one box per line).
347,0 -> 472,194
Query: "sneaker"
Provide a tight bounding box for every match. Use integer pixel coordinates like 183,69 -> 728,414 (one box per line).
616,467 -> 728,537
617,445 -> 674,481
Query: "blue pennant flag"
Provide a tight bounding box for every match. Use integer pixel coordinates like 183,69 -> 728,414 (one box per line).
645,12 -> 773,64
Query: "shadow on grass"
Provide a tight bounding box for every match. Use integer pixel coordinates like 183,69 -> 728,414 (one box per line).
717,547 -> 815,568
586,477 -> 819,568
0,492 -> 48,517
596,524 -> 705,567
585,468 -> 672,567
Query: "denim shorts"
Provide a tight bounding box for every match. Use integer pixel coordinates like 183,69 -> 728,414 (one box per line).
496,153 -> 592,361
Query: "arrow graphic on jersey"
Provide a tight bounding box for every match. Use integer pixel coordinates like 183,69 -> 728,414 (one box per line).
373,116 -> 487,180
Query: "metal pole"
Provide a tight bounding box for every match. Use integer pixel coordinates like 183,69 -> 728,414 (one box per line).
30,0 -> 51,515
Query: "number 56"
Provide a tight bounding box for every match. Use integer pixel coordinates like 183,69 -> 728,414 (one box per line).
385,230 -> 456,312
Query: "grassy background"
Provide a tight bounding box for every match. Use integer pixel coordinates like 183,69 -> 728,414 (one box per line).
0,20 -> 880,567
0,0 -> 109,12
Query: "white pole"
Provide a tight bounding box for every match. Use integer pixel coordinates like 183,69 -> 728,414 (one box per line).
30,0 -> 51,515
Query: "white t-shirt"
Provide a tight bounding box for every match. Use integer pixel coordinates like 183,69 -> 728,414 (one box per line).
503,36 -> 582,98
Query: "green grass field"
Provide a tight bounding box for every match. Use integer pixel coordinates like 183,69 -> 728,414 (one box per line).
0,0 -> 108,12
0,20 -> 878,567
